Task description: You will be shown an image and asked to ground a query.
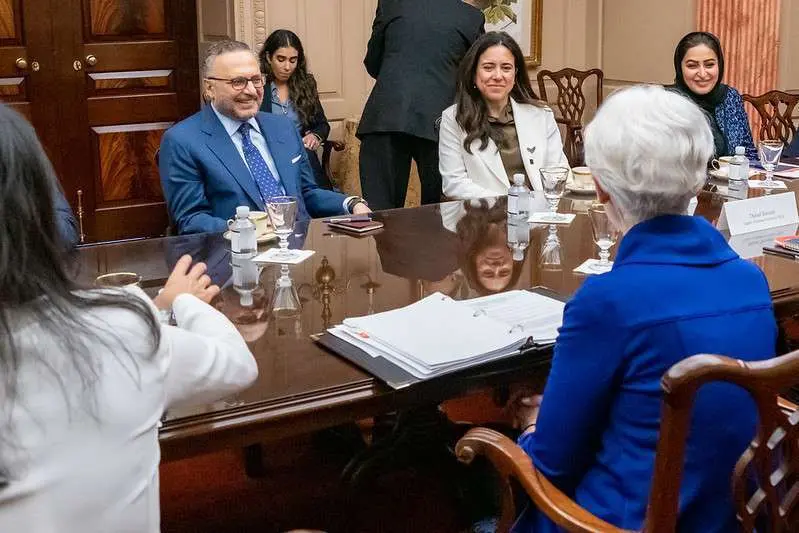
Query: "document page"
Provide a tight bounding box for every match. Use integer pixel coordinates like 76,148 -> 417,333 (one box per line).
461,290 -> 565,344
343,292 -> 517,367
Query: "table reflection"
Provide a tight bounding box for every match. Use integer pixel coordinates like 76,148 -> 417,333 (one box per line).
74,176 -> 799,440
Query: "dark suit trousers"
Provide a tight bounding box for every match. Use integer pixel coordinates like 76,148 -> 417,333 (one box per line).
359,133 -> 442,210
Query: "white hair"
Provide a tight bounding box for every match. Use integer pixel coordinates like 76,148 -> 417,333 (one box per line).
584,84 -> 714,227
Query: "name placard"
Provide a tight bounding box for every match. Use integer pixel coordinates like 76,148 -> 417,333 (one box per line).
717,192 -> 799,236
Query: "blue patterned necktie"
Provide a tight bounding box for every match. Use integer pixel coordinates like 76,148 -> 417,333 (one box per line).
238,122 -> 284,205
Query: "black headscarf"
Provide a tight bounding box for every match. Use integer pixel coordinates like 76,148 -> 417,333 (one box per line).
669,31 -> 729,156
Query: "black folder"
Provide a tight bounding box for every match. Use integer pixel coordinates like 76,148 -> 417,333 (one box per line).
313,287 -> 567,389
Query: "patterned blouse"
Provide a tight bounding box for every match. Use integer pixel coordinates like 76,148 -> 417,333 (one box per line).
715,87 -> 757,160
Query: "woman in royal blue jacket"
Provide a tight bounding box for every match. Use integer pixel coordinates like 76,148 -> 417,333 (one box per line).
511,85 -> 777,532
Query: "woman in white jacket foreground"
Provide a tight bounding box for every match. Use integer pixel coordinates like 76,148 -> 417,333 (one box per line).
0,103 -> 257,533
439,31 -> 570,200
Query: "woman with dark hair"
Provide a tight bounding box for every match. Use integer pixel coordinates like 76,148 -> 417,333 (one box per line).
0,104 -> 257,530
669,31 -> 757,160
259,29 -> 333,189
439,31 -> 569,200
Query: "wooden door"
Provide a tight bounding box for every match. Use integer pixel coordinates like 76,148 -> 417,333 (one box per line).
56,0 -> 200,242
0,0 -> 62,166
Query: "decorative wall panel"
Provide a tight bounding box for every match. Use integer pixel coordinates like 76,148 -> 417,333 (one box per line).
697,0 -> 782,137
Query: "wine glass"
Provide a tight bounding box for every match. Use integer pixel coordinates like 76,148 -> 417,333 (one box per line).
588,204 -> 619,271
539,167 -> 570,221
758,139 -> 784,188
270,264 -> 302,318
539,225 -> 563,270
266,196 -> 298,258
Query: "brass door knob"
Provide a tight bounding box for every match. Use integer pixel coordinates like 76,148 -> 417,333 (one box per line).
85,54 -> 98,67
15,57 -> 27,70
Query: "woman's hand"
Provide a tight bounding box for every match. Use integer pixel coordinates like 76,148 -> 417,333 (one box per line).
153,255 -> 220,310
506,386 -> 543,435
302,133 -> 321,151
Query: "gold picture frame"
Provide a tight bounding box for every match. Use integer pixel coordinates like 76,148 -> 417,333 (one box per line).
478,0 -> 543,68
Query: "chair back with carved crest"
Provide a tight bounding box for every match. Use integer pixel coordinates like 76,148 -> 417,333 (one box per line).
536,68 -> 603,167
456,351 -> 799,533
743,90 -> 799,146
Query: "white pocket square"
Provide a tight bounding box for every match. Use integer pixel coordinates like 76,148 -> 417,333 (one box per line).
291,155 -> 302,164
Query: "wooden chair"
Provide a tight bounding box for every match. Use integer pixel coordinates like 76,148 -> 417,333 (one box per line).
456,351 -> 799,533
536,68 -> 604,167
743,90 -> 799,146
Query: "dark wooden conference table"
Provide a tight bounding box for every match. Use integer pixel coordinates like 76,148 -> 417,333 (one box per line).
75,178 -> 799,463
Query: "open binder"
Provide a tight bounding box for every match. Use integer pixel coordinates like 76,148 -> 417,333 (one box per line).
314,287 -> 567,389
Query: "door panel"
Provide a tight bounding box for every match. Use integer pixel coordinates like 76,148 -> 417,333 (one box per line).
69,0 -> 200,240
86,0 -> 166,36
63,0 -> 199,242
0,0 -> 31,118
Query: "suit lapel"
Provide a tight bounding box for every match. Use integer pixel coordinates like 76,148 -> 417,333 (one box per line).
512,98 -> 545,191
473,137 -> 510,189
201,105 -> 264,208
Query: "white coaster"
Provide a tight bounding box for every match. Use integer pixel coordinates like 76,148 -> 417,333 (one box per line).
253,248 -> 315,264
748,179 -> 788,190
528,212 -> 576,225
573,258 -> 613,275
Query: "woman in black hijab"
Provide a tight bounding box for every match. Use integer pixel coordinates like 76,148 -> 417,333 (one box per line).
669,31 -> 757,159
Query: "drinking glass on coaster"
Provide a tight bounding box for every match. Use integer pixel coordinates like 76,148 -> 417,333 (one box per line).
269,264 -> 302,318
758,139 -> 784,188
266,195 -> 298,259
94,272 -> 142,288
588,204 -> 619,271
539,167 -> 570,222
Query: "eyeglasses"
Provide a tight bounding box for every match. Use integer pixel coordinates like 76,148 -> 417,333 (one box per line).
205,75 -> 265,91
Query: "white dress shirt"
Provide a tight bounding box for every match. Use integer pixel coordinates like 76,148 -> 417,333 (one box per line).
0,287 -> 258,532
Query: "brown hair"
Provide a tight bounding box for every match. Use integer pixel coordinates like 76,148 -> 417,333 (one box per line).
259,29 -> 322,130
455,31 -> 544,154
455,197 -> 525,295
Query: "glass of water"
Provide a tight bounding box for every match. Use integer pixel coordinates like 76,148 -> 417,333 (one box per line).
266,196 -> 298,258
758,139 -> 784,188
588,204 -> 619,270
539,167 -> 570,221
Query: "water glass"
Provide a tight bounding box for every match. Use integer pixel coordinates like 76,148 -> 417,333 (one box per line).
588,204 -> 619,270
539,225 -> 563,270
758,139 -> 784,187
266,196 -> 298,257
270,264 -> 302,318
539,167 -> 569,221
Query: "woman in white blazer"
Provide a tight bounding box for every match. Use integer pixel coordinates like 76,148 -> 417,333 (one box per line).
0,104 -> 257,532
439,31 -> 570,200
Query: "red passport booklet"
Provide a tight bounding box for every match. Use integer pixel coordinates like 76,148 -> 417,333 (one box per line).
327,219 -> 384,235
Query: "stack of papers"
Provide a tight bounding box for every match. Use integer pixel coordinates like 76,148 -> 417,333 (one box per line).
327,290 -> 565,381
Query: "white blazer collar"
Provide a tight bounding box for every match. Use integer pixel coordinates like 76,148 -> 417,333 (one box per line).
472,134 -> 508,189
511,98 -> 546,191
471,98 -> 549,191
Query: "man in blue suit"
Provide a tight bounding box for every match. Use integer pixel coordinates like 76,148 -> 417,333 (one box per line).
159,40 -> 370,235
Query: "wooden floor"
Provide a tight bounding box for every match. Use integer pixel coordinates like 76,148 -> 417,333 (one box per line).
160,393 -> 507,533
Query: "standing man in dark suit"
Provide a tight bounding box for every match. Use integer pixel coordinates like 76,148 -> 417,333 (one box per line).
358,0 -> 484,210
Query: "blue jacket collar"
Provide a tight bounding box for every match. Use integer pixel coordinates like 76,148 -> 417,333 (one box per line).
614,214 -> 738,267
